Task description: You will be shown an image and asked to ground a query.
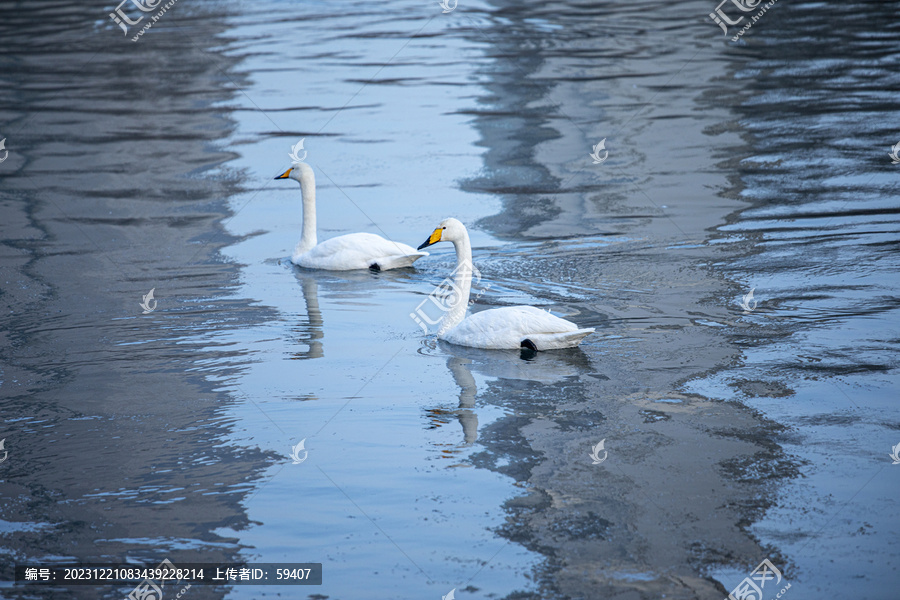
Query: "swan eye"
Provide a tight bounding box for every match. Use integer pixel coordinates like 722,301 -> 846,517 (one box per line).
442,227 -> 446,230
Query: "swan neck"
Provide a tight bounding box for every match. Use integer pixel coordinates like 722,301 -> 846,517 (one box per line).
298,172 -> 317,254
439,231 -> 473,335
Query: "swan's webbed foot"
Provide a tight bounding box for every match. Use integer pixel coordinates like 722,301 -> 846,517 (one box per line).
520,339 -> 538,360
368,262 -> 381,272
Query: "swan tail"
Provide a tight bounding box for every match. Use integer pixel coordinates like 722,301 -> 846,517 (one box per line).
376,252 -> 429,270
526,328 -> 594,350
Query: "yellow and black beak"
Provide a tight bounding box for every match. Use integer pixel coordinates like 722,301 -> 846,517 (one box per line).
417,227 -> 443,250
275,168 -> 293,180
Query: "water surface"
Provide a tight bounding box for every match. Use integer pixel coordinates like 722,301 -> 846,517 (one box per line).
1,0 -> 898,599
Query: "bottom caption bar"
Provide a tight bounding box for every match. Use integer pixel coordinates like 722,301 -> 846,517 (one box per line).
15,562 -> 322,586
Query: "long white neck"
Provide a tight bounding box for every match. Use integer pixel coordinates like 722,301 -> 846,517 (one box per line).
438,230 -> 473,336
296,167 -> 318,255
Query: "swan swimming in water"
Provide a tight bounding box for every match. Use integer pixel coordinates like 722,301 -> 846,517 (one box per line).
275,163 -> 427,271
417,218 -> 595,350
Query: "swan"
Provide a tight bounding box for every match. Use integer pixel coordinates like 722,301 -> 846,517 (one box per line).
417,218 -> 595,350
275,163 -> 427,270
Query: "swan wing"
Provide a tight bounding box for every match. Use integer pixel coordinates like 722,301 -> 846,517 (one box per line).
294,233 -> 427,270
442,305 -> 593,350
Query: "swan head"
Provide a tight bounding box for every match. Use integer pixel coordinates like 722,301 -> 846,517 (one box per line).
418,217 -> 466,250
275,162 -> 314,183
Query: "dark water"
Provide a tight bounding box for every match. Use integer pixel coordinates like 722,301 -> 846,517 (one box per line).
1,0 -> 898,599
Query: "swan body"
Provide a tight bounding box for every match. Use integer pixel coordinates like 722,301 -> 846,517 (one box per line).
276,163 -> 427,271
417,218 -> 594,350
292,231 -> 423,270
441,305 -> 593,350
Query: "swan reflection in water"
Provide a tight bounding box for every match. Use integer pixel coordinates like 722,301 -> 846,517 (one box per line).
288,268 -> 420,360
289,273 -> 324,360
428,343 -> 592,448
445,356 -> 479,445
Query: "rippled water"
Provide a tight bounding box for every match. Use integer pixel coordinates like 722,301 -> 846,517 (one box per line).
1,0 -> 898,599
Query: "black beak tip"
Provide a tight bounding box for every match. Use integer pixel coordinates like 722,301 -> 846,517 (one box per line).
417,240 -> 433,251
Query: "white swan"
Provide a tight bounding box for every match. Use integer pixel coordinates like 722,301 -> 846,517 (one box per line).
417,218 -> 595,350
275,163 -> 427,270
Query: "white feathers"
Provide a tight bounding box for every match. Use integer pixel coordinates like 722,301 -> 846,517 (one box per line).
293,232 -> 425,271
279,163 -> 427,271
441,305 -> 593,350
420,218 -> 594,350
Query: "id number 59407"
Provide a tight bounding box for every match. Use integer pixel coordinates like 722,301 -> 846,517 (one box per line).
276,568 -> 311,580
